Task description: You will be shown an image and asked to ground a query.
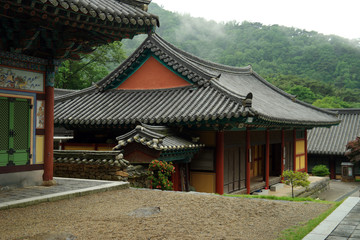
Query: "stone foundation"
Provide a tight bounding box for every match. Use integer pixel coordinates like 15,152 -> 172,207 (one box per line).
54,150 -> 150,188
295,177 -> 330,198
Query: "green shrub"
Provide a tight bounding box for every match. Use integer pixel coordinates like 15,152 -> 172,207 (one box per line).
283,170 -> 310,198
312,165 -> 330,176
148,160 -> 175,190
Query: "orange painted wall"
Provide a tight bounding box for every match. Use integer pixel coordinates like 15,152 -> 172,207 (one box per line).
190,172 -> 216,193
117,56 -> 191,90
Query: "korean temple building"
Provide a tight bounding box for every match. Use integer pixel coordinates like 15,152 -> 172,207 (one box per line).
308,109 -> 360,179
54,33 -> 340,194
0,0 -> 159,187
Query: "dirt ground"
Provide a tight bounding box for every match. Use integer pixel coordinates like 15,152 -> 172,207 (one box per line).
0,188 -> 331,240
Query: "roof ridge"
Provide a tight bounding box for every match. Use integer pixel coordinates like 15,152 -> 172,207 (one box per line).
152,34 -> 252,74
99,33 -> 218,90
116,125 -> 165,141
250,71 -> 339,117
108,85 -> 193,93
55,34 -> 156,102
150,34 -> 218,79
327,108 -> 360,114
55,85 -> 98,102
114,125 -> 204,151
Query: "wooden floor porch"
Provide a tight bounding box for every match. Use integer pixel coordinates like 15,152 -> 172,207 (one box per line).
230,176 -> 282,195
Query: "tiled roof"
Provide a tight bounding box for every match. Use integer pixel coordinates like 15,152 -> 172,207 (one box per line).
308,109 -> 360,155
1,0 -> 159,59
54,88 -> 78,98
55,86 -> 248,127
114,124 -> 204,151
53,150 -> 125,165
34,0 -> 159,28
54,33 -> 340,128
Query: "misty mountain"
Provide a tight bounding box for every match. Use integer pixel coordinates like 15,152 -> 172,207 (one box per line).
122,3 -> 360,108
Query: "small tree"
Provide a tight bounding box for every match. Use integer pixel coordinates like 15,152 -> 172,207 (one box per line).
345,137 -> 360,162
148,160 -> 175,190
283,170 -> 310,198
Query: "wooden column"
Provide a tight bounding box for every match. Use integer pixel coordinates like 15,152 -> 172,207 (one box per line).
281,129 -> 285,181
246,129 -> 251,194
216,131 -> 224,195
43,63 -> 57,185
265,129 -> 270,189
172,163 -> 180,191
304,129 -> 308,173
293,129 -> 297,171
43,85 -> 54,182
330,157 -> 336,179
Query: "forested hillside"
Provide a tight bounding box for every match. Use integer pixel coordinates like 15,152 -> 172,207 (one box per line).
55,3 -> 360,108
122,3 -> 360,108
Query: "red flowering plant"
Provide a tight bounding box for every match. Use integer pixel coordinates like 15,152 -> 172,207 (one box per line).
148,160 -> 175,190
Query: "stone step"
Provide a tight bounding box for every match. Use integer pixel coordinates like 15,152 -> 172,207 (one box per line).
270,183 -> 285,192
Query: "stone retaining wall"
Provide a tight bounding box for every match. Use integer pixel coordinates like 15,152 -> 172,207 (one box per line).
295,177 -> 330,198
53,150 -> 150,188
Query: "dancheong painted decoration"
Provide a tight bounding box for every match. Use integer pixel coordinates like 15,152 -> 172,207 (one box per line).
0,66 -> 44,92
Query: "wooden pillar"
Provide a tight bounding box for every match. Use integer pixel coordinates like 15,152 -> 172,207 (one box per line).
293,129 -> 297,171
43,85 -> 54,182
265,129 -> 270,189
185,163 -> 190,192
246,129 -> 251,194
43,63 -> 57,185
304,129 -> 308,173
281,129 -> 285,181
216,131 -> 224,195
330,157 -> 336,179
172,163 -> 180,191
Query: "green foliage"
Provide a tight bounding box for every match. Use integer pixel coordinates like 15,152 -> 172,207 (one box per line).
60,3 -> 360,107
312,96 -> 351,108
121,3 -> 360,108
283,170 -> 310,198
148,160 -> 175,190
311,165 -> 330,176
287,85 -> 317,104
345,137 -> 360,162
55,41 -> 126,89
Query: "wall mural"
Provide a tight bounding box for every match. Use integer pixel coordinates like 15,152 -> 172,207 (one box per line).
0,66 -> 44,92
36,100 -> 45,129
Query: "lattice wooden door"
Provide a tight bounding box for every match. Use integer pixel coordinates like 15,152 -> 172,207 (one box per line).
0,97 -> 31,166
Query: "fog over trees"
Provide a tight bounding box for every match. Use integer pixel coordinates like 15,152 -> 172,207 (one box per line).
57,3 -> 360,108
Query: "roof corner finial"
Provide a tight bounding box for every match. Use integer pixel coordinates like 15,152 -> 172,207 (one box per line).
244,92 -> 253,108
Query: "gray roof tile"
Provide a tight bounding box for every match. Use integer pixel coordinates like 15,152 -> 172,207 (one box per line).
114,124 -> 204,151
55,34 -> 340,128
39,0 -> 159,27
308,109 -> 360,155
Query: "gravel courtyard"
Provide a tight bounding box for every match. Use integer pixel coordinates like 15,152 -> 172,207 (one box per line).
0,188 -> 331,240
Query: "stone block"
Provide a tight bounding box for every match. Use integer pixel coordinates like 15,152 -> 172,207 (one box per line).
270,183 -> 284,191
116,171 -> 129,177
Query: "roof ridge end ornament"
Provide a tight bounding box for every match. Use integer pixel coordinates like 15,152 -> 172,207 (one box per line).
248,64 -> 253,74
243,92 -> 253,108
210,73 -> 221,82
